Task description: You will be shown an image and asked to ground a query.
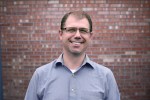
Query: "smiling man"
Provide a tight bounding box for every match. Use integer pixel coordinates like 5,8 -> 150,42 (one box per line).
25,11 -> 120,100
59,12 -> 93,70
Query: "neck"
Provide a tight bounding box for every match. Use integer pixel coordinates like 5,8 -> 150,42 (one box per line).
63,52 -> 85,70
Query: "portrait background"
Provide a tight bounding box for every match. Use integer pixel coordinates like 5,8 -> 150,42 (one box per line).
1,0 -> 150,100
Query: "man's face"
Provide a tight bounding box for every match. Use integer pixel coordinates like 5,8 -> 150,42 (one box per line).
59,15 -> 93,55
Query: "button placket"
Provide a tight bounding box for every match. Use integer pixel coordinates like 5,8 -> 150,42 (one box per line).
72,73 -> 75,77
69,73 -> 77,100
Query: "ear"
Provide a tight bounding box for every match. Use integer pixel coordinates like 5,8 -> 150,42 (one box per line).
89,32 -> 94,39
59,30 -> 63,40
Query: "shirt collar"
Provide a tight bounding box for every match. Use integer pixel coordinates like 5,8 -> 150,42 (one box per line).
55,54 -> 95,69
55,54 -> 64,65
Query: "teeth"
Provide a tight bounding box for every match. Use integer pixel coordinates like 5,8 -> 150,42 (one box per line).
72,42 -> 81,44
74,42 -> 80,45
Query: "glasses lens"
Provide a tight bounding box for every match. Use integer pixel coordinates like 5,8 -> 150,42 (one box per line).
79,28 -> 89,34
63,27 -> 90,34
66,27 -> 77,33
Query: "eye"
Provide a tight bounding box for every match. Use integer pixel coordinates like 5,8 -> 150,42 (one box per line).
67,28 -> 77,33
79,28 -> 89,34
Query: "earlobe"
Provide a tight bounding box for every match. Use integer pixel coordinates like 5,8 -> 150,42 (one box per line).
59,30 -> 63,40
90,32 -> 94,39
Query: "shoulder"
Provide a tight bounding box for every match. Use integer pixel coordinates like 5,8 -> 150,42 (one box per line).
90,60 -> 113,76
35,60 -> 56,77
90,61 -> 117,85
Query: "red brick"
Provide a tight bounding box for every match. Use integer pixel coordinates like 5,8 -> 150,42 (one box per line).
1,0 -> 150,100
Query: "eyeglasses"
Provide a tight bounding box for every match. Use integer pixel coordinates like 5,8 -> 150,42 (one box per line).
61,27 -> 91,35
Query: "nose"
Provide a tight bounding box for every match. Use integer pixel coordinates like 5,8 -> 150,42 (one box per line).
74,29 -> 81,38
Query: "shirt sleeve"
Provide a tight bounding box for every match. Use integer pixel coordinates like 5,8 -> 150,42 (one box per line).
105,69 -> 120,100
24,70 -> 39,100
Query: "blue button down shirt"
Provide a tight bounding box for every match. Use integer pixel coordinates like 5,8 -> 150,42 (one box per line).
25,54 -> 120,100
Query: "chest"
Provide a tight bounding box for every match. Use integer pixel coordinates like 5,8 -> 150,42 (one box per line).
39,67 -> 106,100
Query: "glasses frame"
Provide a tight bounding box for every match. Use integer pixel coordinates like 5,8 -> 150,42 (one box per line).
61,27 -> 91,35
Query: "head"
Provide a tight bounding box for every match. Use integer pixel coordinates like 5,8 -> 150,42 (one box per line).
59,11 -> 93,56
61,11 -> 93,32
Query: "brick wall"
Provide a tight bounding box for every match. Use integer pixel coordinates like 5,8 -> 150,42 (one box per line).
1,0 -> 150,100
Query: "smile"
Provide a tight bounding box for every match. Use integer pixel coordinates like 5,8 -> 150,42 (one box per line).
70,41 -> 84,44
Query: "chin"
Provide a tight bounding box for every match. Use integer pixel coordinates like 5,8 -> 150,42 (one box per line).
71,50 -> 84,56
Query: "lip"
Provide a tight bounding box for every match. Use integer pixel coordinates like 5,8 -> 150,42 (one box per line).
69,40 -> 84,44
71,42 -> 82,49
72,42 -> 81,45
69,41 -> 83,48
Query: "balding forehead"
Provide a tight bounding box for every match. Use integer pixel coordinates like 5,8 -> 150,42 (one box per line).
69,12 -> 87,19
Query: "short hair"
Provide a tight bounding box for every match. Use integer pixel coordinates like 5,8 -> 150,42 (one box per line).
60,11 -> 93,32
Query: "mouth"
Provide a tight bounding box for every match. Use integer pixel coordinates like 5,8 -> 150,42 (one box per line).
70,41 -> 84,44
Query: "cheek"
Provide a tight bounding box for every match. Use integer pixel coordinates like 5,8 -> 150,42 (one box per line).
61,37 -> 71,44
85,37 -> 91,43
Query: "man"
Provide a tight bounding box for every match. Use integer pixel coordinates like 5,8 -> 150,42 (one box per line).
25,11 -> 120,100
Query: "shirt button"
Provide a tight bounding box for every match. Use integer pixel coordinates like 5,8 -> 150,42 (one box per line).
71,88 -> 75,92
72,74 -> 75,77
